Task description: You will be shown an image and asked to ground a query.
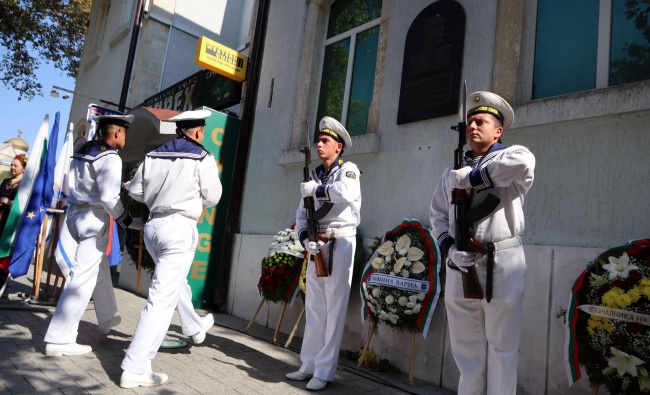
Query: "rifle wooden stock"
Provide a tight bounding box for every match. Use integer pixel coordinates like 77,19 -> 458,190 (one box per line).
461,266 -> 483,299
304,194 -> 329,277
312,252 -> 328,277
312,232 -> 329,277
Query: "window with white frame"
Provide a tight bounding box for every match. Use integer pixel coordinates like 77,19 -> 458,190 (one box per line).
315,0 -> 382,137
533,0 -> 650,99
120,0 -> 136,26
87,1 -> 111,58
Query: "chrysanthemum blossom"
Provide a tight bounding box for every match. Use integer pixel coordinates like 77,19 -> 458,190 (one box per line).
602,252 -> 639,279
608,347 -> 644,377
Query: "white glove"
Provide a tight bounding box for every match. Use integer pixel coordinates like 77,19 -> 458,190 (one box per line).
448,245 -> 476,272
449,166 -> 472,190
128,218 -> 144,230
303,239 -> 324,255
300,181 -> 319,198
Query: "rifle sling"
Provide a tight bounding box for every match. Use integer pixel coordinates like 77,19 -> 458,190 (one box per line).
313,202 -> 334,221
465,193 -> 500,223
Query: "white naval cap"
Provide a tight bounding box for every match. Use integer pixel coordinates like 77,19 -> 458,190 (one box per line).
319,116 -> 352,148
467,91 -> 514,130
167,109 -> 211,129
94,114 -> 134,128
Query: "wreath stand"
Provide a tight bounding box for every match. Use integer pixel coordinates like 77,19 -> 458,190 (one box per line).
591,385 -> 600,395
285,306 -> 304,348
245,297 -> 291,343
357,321 -> 416,386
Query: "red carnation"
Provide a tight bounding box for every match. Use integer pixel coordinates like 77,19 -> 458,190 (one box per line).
629,270 -> 642,282
612,279 -> 629,290
614,334 -> 628,345
277,266 -> 285,276
628,322 -> 643,332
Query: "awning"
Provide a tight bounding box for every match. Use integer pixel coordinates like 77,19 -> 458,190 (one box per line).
119,107 -> 181,163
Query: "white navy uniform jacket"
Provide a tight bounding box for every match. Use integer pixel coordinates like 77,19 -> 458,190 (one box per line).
296,158 -> 361,241
126,137 -> 222,219
68,140 -> 128,222
429,143 -> 535,253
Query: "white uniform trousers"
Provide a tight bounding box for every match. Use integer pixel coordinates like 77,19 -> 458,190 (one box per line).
299,235 -> 355,382
445,245 -> 526,395
121,214 -> 204,374
45,210 -> 117,343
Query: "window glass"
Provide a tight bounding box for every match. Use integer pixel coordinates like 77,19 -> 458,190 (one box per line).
121,0 -> 136,26
609,0 -> 650,86
533,0 -> 598,99
327,0 -> 382,39
316,39 -> 350,129
347,27 -> 379,136
316,0 -> 382,138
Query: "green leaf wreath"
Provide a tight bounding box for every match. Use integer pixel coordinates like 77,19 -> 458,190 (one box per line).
257,228 -> 305,303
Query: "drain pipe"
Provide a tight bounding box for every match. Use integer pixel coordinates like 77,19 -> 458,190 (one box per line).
213,0 -> 270,310
118,0 -> 145,112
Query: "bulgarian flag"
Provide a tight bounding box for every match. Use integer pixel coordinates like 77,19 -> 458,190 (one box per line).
1,113 -> 60,278
0,115 -> 51,273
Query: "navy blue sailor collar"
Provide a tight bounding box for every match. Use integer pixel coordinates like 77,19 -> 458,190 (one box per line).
147,137 -> 209,160
315,157 -> 347,176
464,142 -> 507,167
72,140 -> 117,162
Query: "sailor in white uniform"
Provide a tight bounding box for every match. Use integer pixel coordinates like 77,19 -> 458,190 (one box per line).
119,109 -> 222,388
45,114 -> 142,357
429,91 -> 535,395
286,116 -> 361,391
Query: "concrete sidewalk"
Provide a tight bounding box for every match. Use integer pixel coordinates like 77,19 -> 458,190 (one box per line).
0,271 -> 454,394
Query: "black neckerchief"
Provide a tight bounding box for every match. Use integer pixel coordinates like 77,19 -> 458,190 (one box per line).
315,157 -> 347,184
464,142 -> 507,168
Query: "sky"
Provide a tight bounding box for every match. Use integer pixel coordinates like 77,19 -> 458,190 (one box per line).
0,61 -> 76,158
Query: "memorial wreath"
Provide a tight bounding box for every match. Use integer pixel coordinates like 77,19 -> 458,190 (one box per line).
360,219 -> 441,336
565,239 -> 650,394
257,227 -> 305,304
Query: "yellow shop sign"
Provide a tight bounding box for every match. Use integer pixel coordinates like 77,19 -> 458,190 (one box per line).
194,36 -> 248,82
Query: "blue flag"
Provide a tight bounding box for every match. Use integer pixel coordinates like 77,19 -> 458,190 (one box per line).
8,112 -> 60,278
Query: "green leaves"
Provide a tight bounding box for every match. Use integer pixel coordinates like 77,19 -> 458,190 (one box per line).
0,0 -> 91,99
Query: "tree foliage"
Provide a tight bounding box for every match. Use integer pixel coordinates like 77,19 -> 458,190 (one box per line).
610,0 -> 650,86
0,0 -> 91,100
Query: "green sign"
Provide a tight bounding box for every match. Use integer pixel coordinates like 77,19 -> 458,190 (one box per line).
187,107 -> 240,308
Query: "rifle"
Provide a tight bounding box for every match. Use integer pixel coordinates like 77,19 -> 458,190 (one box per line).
451,82 -> 500,299
301,118 -> 329,277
